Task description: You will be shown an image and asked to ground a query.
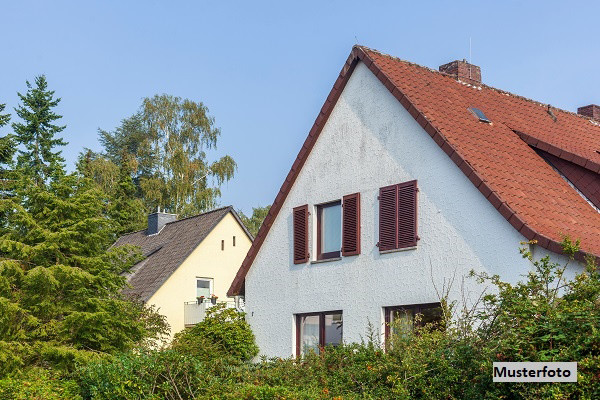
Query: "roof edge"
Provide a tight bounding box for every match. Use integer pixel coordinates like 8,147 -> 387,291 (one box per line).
227,46 -> 599,296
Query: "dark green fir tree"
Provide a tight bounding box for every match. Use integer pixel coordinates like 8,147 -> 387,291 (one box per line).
12,75 -> 67,186
0,102 -> 14,198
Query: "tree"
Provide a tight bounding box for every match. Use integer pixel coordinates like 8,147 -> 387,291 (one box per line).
238,205 -> 270,237
99,94 -> 236,216
0,103 -> 14,198
12,76 -> 67,186
77,150 -> 146,235
0,174 -> 168,376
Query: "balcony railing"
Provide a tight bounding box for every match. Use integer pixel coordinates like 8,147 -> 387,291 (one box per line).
183,300 -> 237,327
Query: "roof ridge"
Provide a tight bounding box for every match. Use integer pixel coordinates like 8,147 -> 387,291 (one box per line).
163,205 -> 232,226
116,205 -> 233,238
358,45 -> 598,123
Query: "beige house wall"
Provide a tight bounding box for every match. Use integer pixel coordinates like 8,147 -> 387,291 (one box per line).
147,212 -> 252,339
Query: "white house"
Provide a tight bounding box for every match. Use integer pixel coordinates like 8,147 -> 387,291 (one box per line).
228,46 -> 600,358
114,206 -> 252,340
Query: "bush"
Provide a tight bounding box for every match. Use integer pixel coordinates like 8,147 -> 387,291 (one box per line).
0,368 -> 81,400
171,303 -> 258,362
77,241 -> 600,399
78,350 -> 210,400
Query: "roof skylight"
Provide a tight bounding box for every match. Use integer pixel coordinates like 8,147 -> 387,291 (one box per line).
468,107 -> 491,123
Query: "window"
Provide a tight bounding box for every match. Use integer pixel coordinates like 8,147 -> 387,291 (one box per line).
384,303 -> 443,343
196,278 -> 213,298
317,201 -> 341,259
233,236 -> 236,246
293,193 -> 360,264
296,311 -> 343,356
378,180 -> 418,251
221,240 -> 224,251
468,107 -> 491,123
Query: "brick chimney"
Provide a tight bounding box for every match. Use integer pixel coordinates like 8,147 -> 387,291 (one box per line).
439,59 -> 482,85
577,104 -> 600,121
147,209 -> 177,235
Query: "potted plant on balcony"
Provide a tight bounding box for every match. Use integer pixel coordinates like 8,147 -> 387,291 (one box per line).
210,294 -> 218,305
197,296 -> 205,304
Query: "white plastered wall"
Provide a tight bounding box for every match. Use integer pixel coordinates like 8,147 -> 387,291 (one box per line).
147,212 -> 252,340
244,62 -> 584,358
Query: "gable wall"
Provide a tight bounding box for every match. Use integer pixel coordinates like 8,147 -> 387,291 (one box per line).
148,212 -> 252,339
244,62 -> 582,358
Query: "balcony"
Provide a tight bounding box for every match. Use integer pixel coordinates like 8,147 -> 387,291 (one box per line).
183,300 -> 238,327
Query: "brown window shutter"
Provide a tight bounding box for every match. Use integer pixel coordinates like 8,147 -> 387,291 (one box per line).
342,193 -> 361,256
293,205 -> 309,263
378,185 -> 398,251
397,180 -> 418,248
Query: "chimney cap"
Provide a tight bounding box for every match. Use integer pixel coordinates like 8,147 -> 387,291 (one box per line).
147,211 -> 177,235
439,59 -> 482,85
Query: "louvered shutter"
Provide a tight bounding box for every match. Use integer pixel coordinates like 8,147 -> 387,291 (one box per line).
397,180 -> 418,248
342,193 -> 361,256
293,205 -> 309,263
378,185 -> 398,251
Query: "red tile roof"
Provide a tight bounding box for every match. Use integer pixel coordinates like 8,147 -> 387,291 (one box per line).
228,46 -> 600,296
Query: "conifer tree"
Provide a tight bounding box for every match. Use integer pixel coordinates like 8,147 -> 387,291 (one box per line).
77,149 -> 146,235
0,174 -> 168,376
0,102 -> 14,198
12,76 -> 67,186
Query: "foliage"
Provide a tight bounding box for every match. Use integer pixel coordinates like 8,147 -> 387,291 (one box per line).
78,350 -> 207,400
12,76 -> 67,186
172,303 -> 259,363
98,94 -> 236,216
0,102 -> 14,199
0,368 -> 81,400
238,205 -> 270,237
0,173 -> 168,376
77,241 -> 599,399
77,150 -> 146,235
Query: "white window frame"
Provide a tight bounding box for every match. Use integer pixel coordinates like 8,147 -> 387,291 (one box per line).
196,277 -> 214,298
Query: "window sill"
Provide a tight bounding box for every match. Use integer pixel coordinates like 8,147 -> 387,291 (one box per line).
379,246 -> 417,254
310,257 -> 342,265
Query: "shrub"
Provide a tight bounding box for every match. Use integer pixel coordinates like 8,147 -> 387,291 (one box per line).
0,368 -> 81,400
171,303 -> 258,362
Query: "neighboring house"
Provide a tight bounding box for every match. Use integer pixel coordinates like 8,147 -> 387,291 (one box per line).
115,206 -> 252,339
227,46 -> 600,358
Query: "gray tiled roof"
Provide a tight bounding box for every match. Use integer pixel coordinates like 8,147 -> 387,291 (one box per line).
114,206 -> 246,302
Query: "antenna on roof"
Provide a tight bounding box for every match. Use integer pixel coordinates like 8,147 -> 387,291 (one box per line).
355,35 -> 359,44
469,37 -> 472,79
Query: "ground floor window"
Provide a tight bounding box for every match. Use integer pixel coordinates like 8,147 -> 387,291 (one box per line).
384,302 -> 443,344
296,311 -> 343,356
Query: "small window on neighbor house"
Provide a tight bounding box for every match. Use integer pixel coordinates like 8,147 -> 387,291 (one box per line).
468,107 -> 491,123
233,236 -> 236,246
296,311 -> 343,356
317,201 -> 341,260
384,303 -> 443,345
221,240 -> 224,251
196,278 -> 213,298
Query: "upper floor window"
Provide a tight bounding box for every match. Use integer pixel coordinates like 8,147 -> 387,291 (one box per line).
317,201 -> 341,260
378,180 -> 418,251
293,193 -> 360,264
196,278 -> 213,298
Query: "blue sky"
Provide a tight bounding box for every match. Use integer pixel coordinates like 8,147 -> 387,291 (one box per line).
1,1 -> 599,215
